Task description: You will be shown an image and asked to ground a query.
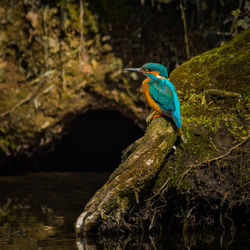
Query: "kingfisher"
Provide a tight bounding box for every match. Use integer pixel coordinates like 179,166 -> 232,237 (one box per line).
124,63 -> 182,129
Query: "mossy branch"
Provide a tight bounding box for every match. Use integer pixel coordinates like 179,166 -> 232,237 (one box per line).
201,88 -> 242,105
204,89 -> 242,98
75,117 -> 177,235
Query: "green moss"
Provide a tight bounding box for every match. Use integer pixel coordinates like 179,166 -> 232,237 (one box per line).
171,29 -> 250,94
151,30 -> 250,194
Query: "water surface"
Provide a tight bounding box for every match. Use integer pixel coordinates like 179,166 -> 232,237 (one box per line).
0,172 -> 249,249
0,172 -> 109,249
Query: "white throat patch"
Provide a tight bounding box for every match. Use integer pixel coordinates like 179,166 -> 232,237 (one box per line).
156,75 -> 166,79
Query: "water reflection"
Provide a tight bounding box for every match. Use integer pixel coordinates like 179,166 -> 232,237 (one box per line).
0,172 -> 109,249
76,231 -> 250,250
0,173 -> 249,249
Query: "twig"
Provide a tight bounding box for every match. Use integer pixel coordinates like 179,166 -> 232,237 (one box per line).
220,181 -> 250,207
43,6 -> 50,71
0,70 -> 54,120
228,181 -> 250,200
186,206 -> 195,219
149,236 -> 158,250
204,89 -> 242,98
79,0 -> 84,66
177,136 -> 249,184
78,0 -> 91,73
210,137 -> 219,151
146,178 -> 170,202
149,211 -> 156,230
204,136 -> 249,163
202,88 -> 242,105
0,93 -> 34,120
179,1 -> 190,59
230,0 -> 243,36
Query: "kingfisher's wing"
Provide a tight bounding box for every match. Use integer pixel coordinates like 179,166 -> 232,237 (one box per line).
149,79 -> 175,112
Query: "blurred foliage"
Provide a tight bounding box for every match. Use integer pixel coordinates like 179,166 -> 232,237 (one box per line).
1,0 -> 248,76
0,0 -> 249,157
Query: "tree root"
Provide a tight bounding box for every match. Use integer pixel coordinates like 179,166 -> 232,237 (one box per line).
75,117 -> 177,235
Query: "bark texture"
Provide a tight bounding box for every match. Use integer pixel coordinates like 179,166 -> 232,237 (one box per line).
75,118 -> 176,234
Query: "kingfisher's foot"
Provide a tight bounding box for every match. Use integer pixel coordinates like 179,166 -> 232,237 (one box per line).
152,113 -> 163,119
146,111 -> 164,123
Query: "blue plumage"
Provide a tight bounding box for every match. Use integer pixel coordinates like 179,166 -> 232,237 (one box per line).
124,63 -> 182,128
146,72 -> 182,128
142,63 -> 168,78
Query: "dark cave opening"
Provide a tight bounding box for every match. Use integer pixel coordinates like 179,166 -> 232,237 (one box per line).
38,110 -> 144,172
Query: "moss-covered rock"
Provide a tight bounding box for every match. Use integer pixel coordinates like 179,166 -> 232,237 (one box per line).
75,29 -> 249,235
152,29 -> 249,233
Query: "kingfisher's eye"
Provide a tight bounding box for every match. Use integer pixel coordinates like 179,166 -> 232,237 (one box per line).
142,68 -> 153,72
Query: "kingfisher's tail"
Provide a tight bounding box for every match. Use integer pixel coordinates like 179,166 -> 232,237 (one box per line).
171,112 -> 182,128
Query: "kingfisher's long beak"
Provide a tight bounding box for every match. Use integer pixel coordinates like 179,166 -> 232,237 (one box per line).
123,67 -> 143,73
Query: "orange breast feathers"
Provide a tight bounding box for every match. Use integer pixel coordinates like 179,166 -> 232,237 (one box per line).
142,78 -> 163,114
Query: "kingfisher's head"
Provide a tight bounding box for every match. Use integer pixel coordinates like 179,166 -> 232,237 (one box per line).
124,63 -> 168,79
